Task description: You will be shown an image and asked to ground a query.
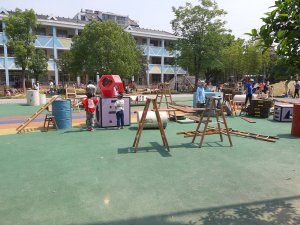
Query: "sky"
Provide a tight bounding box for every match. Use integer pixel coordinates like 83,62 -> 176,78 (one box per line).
1,0 -> 275,39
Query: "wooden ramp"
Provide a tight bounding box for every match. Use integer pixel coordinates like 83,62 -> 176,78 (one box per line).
16,95 -> 59,134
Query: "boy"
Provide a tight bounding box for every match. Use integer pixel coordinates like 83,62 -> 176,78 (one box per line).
115,93 -> 124,129
82,93 -> 98,131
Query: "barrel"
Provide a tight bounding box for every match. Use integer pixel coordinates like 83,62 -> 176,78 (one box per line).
137,111 -> 168,129
291,104 -> 300,137
52,100 -> 72,129
26,90 -> 40,106
39,94 -> 47,105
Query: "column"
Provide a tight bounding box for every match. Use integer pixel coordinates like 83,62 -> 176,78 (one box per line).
146,37 -> 150,87
174,50 -> 178,91
52,26 -> 59,86
2,22 -> 9,87
161,39 -> 165,83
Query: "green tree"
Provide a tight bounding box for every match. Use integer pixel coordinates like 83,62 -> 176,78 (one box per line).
171,0 -> 230,89
250,0 -> 300,74
3,8 -> 37,91
71,20 -> 142,83
28,49 -> 48,82
56,51 -> 74,86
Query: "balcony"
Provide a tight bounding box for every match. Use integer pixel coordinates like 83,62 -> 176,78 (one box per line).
139,45 -> 177,57
35,35 -> 72,49
148,64 -> 186,75
0,57 -> 56,71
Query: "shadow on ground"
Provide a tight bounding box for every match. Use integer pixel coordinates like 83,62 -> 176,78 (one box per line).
73,196 -> 300,225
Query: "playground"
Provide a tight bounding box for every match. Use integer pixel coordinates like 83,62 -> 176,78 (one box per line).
0,93 -> 300,225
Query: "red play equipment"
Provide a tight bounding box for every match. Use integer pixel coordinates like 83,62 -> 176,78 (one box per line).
98,75 -> 124,97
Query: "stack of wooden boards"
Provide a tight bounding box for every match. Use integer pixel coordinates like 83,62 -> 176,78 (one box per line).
247,99 -> 273,118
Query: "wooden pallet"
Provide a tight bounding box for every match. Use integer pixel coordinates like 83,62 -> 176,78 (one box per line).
16,95 -> 59,134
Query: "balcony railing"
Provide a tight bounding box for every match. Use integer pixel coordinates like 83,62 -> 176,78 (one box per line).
148,64 -> 186,75
0,57 -> 56,71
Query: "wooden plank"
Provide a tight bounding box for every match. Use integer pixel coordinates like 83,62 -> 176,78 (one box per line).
16,95 -> 59,133
241,117 -> 256,123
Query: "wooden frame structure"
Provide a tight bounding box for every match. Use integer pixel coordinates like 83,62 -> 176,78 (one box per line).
133,97 -> 170,152
192,96 -> 233,148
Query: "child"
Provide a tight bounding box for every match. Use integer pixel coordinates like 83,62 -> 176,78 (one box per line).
82,93 -> 98,131
115,93 -> 124,129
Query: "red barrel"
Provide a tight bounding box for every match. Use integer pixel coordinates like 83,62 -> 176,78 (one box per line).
291,104 -> 300,137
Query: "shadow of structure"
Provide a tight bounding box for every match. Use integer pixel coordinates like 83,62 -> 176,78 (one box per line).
72,196 -> 300,225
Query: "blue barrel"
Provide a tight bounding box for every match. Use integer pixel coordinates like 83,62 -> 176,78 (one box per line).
52,100 -> 72,129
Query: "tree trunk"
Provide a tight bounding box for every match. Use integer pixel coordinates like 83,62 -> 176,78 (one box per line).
85,72 -> 89,84
22,69 -> 26,93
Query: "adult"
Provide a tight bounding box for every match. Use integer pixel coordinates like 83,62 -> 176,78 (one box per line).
196,80 -> 206,109
245,79 -> 254,105
294,80 -> 299,98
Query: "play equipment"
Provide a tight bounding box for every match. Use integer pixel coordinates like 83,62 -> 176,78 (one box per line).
95,97 -> 131,128
291,104 -> 300,137
133,97 -> 170,152
98,75 -> 124,97
26,90 -> 40,106
52,100 -> 72,129
39,94 -> 47,105
16,95 -> 59,133
137,111 -> 168,129
96,75 -> 130,128
191,96 -> 233,148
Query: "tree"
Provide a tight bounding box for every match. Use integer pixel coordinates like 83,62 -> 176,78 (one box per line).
4,8 -> 37,91
171,0 -> 230,89
28,49 -> 48,82
56,51 -> 74,86
71,20 -> 142,83
250,0 -> 300,72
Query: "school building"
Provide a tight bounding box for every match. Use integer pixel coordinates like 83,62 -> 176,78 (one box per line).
0,8 -> 186,87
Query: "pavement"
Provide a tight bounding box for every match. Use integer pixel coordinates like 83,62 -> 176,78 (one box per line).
0,94 -> 300,225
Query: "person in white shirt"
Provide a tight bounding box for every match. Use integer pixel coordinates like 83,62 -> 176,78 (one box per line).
114,93 -> 125,129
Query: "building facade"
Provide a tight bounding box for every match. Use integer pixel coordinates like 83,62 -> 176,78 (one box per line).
0,8 -> 186,87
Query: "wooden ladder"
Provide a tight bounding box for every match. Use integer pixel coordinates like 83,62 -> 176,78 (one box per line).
65,85 -> 80,112
156,83 -> 177,121
133,97 -> 170,152
192,96 -> 233,148
16,95 -> 59,134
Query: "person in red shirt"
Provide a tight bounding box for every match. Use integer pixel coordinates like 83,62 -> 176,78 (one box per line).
82,93 -> 98,131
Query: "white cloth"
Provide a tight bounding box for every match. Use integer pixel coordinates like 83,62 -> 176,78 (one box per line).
115,99 -> 124,112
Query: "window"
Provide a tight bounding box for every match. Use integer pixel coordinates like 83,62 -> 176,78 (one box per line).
57,29 -> 68,38
151,57 -> 161,64
36,27 -> 46,35
0,23 -> 3,32
81,15 -> 86,21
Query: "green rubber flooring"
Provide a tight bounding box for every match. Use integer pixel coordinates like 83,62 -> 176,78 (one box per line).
0,100 -> 300,225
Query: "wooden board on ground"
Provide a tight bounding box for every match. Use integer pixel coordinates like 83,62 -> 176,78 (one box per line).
177,127 -> 279,142
241,117 -> 256,123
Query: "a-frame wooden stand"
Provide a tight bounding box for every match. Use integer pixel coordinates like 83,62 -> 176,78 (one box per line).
192,96 -> 233,148
156,83 -> 177,121
16,95 -> 59,134
133,97 -> 170,153
65,85 -> 80,112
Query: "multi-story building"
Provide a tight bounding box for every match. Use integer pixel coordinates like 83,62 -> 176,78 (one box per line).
0,8 -> 186,87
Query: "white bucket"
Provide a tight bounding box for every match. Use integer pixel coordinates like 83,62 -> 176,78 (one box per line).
39,94 -> 47,105
137,111 -> 168,129
26,90 -> 40,106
